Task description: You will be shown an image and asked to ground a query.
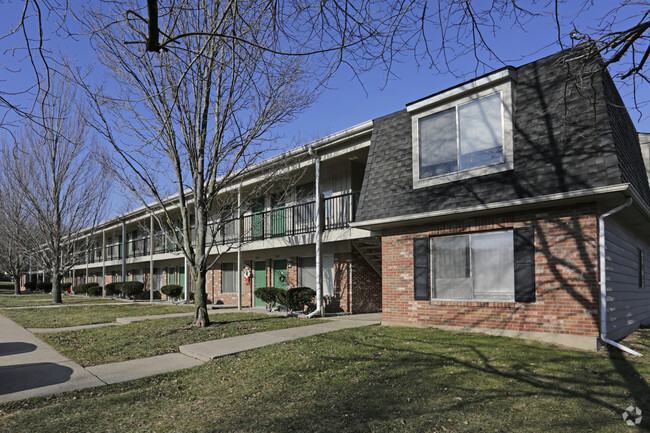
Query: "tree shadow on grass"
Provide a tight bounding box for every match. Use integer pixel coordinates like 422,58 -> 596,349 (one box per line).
244,331 -> 644,432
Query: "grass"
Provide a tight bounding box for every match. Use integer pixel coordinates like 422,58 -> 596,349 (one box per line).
0,326 -> 648,432
39,312 -> 327,366
0,293 -> 118,308
0,303 -> 195,328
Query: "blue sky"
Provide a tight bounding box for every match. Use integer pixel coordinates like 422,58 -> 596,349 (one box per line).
1,1 -> 648,218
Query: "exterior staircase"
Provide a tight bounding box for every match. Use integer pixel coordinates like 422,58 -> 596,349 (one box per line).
352,237 -> 382,276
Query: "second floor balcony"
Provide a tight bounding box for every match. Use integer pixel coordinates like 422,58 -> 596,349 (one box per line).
74,191 -> 361,266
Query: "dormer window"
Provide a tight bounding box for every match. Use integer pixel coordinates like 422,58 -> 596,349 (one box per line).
409,70 -> 515,188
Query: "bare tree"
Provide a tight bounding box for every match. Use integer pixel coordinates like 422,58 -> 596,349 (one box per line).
0,168 -> 34,295
78,1 -> 315,326
4,77 -> 107,304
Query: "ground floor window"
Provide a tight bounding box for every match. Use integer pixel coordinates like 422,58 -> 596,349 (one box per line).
222,263 -> 237,293
431,230 -> 515,301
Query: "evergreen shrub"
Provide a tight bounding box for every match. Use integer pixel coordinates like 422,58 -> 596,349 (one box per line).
254,287 -> 282,310
276,287 -> 315,312
161,284 -> 183,299
119,281 -> 145,299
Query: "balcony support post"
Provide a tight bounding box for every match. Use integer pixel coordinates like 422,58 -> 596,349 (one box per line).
150,214 -> 155,303
102,230 -> 106,297
315,154 -> 324,317
121,221 -> 126,282
237,184 -> 243,310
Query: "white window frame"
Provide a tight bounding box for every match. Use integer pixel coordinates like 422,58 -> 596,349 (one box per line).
429,230 -> 515,302
410,72 -> 515,189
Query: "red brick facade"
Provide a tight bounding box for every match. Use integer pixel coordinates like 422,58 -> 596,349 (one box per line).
382,204 -> 600,337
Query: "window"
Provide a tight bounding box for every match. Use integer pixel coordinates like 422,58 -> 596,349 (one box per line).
222,262 -> 237,293
410,72 -> 514,188
419,93 -> 504,178
431,231 -> 514,301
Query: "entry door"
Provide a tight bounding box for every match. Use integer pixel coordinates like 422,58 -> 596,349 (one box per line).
273,259 -> 287,290
254,261 -> 267,307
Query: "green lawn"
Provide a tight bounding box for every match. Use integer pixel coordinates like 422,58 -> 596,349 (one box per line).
39,312 -> 326,366
0,293 -> 118,308
1,326 -> 648,432
0,303 -> 195,328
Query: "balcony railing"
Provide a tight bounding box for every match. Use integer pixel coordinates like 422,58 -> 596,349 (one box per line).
324,191 -> 360,230
74,191 -> 361,264
125,237 -> 149,258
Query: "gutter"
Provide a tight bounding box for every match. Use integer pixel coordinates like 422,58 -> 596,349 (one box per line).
598,198 -> 643,356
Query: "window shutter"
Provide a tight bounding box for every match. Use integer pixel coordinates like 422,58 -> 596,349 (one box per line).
413,237 -> 430,300
514,227 -> 535,302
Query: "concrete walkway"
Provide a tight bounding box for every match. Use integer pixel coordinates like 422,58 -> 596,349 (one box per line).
0,312 -> 380,403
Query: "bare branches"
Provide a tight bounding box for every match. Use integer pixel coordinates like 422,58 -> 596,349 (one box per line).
2,77 -> 108,303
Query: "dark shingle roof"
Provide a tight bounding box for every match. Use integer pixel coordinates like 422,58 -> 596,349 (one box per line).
356,47 -> 645,223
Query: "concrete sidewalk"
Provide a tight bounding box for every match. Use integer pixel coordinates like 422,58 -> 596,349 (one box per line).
0,312 -> 380,403
0,314 -> 105,403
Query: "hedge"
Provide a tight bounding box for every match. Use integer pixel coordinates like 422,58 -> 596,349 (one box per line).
161,284 -> 183,299
88,285 -> 103,297
61,282 -> 72,291
104,282 -> 120,296
253,287 -> 283,310
118,281 -> 145,299
276,287 -> 316,312
73,282 -> 100,295
36,282 -> 52,293
24,281 -> 37,291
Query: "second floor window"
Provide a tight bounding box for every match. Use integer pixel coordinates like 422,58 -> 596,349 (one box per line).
418,92 -> 504,178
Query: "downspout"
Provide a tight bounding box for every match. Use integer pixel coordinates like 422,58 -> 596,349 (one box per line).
308,147 -> 323,318
599,198 -> 642,356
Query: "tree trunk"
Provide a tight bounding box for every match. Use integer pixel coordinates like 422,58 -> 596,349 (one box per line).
192,271 -> 210,327
51,278 -> 62,304
13,278 -> 20,295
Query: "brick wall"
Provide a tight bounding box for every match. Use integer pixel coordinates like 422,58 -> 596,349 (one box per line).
322,251 -> 382,314
382,204 -> 600,337
206,261 -> 253,306
350,248 -> 382,313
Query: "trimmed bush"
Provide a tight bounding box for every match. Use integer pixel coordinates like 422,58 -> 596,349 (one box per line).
119,281 -> 145,299
276,286 -> 316,313
24,281 -> 37,291
254,287 -> 282,310
161,284 -> 183,299
36,282 -> 52,293
88,285 -> 103,297
73,282 -> 99,295
61,282 -> 72,292
104,282 -> 120,296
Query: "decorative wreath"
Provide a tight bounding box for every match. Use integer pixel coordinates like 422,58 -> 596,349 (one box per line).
279,275 -> 286,282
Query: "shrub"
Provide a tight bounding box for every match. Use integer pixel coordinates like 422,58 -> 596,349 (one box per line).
119,281 -> 145,299
104,282 -> 120,296
276,287 -> 316,313
36,282 -> 52,293
88,285 -> 103,297
254,287 -> 282,310
24,281 -> 37,291
73,282 -> 99,295
61,282 -> 72,292
161,284 -> 183,299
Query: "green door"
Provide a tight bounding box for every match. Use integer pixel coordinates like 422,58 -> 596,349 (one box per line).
179,267 -> 185,298
271,195 -> 285,237
254,261 -> 267,307
273,259 -> 287,290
